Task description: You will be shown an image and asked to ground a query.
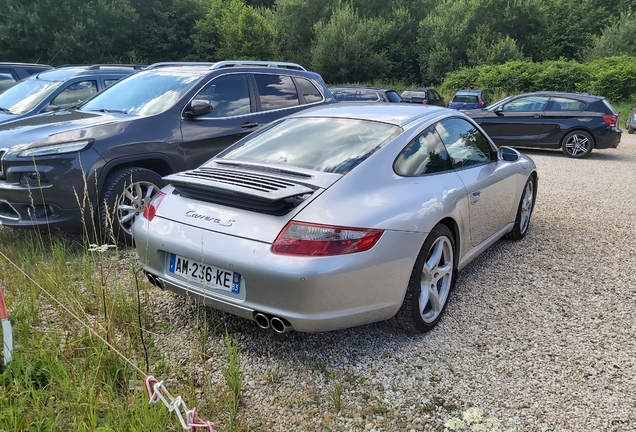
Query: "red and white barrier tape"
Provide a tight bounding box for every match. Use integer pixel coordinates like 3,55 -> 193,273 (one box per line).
0,282 -> 13,365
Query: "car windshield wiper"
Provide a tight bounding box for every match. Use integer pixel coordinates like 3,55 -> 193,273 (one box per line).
92,108 -> 128,114
0,107 -> 14,115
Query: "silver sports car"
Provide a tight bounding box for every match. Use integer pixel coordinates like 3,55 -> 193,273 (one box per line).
134,104 -> 537,333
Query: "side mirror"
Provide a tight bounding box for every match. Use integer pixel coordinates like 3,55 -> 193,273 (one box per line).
185,99 -> 212,118
498,146 -> 520,162
41,104 -> 60,113
494,105 -> 504,114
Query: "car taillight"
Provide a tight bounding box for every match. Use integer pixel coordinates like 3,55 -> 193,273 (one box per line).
602,115 -> 618,127
272,222 -> 384,256
141,191 -> 166,221
422,100 -> 428,104
478,96 -> 484,107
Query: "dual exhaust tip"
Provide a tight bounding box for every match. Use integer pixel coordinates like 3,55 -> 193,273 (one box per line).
254,312 -> 292,333
146,272 -> 165,290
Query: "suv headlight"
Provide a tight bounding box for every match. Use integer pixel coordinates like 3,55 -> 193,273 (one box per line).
17,139 -> 94,157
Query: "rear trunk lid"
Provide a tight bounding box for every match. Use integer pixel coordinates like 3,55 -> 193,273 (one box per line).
155,160 -> 342,243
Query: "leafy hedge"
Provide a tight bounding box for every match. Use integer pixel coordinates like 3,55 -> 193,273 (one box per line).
440,56 -> 636,102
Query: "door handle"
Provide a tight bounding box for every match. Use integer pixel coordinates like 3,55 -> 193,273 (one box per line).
241,122 -> 260,129
533,114 -> 543,118
470,191 -> 481,204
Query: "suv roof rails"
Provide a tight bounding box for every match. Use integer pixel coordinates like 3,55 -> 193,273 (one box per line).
146,62 -> 217,70
86,64 -> 146,70
210,61 -> 306,71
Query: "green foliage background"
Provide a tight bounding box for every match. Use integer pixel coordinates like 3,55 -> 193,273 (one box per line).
0,0 -> 635,101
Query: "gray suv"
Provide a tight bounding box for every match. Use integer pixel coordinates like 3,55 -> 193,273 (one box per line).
0,61 -> 335,244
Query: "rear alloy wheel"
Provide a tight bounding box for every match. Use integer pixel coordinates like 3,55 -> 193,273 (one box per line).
389,224 -> 456,333
100,168 -> 165,245
506,176 -> 535,241
561,130 -> 594,158
628,124 -> 634,134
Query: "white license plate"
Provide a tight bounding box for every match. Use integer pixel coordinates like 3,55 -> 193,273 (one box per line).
168,253 -> 240,294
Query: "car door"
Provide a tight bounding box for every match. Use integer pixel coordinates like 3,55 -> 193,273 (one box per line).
475,95 -> 549,147
179,72 -> 258,169
435,117 -> 518,246
539,96 -> 587,146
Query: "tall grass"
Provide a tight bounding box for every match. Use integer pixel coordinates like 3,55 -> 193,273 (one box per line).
0,226 -> 244,430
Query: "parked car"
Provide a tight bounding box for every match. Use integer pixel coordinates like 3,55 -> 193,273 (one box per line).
626,105 -> 635,134
134,104 -> 537,333
448,89 -> 491,110
465,91 -> 621,158
0,64 -> 144,124
0,61 -> 335,244
400,88 -> 445,106
330,85 -> 402,103
0,62 -> 52,93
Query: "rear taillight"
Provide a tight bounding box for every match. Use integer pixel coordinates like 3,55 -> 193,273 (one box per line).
478,96 -> 484,107
602,115 -> 618,127
141,191 -> 166,221
422,99 -> 428,104
272,222 -> 384,256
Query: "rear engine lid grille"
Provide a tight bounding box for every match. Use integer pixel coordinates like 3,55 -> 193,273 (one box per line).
164,167 -> 317,215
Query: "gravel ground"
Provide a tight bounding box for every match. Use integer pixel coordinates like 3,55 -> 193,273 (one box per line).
150,133 -> 636,432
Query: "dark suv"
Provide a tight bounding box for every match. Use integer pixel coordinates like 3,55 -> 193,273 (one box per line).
0,61 -> 335,243
0,62 -> 53,93
330,85 -> 403,103
0,65 -> 144,124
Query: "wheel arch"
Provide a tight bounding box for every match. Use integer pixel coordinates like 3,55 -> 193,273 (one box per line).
437,216 -> 460,264
97,154 -> 177,193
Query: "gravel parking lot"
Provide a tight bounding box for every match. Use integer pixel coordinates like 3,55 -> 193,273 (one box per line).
153,133 -> 636,432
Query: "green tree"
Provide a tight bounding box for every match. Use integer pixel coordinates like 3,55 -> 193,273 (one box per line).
216,0 -> 277,59
190,0 -> 224,60
310,3 -> 389,83
584,12 -> 636,60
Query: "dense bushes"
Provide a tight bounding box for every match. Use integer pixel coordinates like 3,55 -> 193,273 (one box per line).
440,56 -> 636,102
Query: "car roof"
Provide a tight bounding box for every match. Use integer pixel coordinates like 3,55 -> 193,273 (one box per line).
0,62 -> 52,68
23,65 -> 144,81
404,88 -> 433,92
291,103 -> 449,127
514,91 -> 603,101
455,90 -> 484,95
330,85 -> 396,92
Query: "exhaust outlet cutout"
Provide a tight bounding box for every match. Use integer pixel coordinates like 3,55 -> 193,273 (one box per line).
146,273 -> 156,286
270,316 -> 292,334
254,313 -> 270,329
155,277 -> 165,290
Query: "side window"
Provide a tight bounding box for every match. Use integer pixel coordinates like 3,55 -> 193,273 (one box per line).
386,91 -> 402,103
51,80 -> 98,108
254,74 -> 299,111
295,77 -> 323,104
104,79 -> 119,88
395,126 -> 453,176
435,118 -> 493,169
503,96 -> 549,112
0,69 -> 17,93
195,74 -> 251,118
549,97 -> 586,111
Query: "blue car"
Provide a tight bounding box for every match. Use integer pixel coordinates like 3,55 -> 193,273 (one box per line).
448,90 -> 491,110
0,64 -> 144,124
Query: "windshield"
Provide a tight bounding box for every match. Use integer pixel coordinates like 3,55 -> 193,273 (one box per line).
486,96 -> 513,110
0,79 -> 63,115
80,70 -> 204,115
219,117 -> 402,174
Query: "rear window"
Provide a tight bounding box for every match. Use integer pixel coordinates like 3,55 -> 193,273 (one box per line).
402,91 -> 426,98
220,117 -> 402,174
602,99 -> 618,115
333,90 -> 380,102
452,95 -> 479,103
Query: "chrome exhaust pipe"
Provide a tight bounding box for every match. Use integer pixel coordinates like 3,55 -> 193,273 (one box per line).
254,313 -> 270,329
146,273 -> 156,286
155,277 -> 165,290
270,316 -> 292,334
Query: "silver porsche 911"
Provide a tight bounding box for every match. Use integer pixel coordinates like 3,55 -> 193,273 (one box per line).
133,104 -> 537,333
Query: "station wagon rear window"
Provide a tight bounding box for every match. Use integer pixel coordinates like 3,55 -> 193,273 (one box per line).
452,95 -> 479,103
219,117 -> 402,174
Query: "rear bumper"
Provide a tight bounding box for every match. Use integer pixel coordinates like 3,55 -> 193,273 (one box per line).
594,128 -> 621,149
133,215 -> 425,332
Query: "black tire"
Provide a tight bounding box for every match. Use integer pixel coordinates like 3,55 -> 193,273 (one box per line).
506,175 -> 536,241
389,224 -> 457,333
99,167 -> 165,245
628,124 -> 634,134
561,130 -> 594,158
